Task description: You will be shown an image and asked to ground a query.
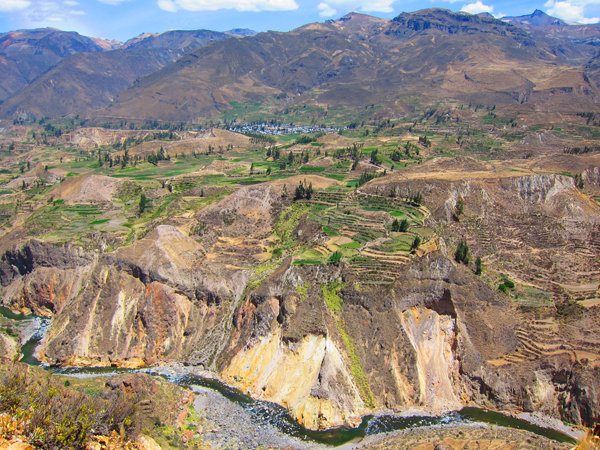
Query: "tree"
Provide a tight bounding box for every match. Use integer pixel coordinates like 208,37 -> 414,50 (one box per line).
411,235 -> 421,251
138,192 -> 148,216
288,151 -> 294,164
351,159 -> 359,171
266,166 -> 271,176
370,149 -> 380,165
410,191 -> 422,206
475,256 -> 482,275
307,182 -> 313,200
250,162 -> 254,174
455,240 -> 470,264
455,197 -> 464,217
20,164 -> 26,174
328,251 -> 342,264
294,183 -> 305,200
399,218 -> 409,232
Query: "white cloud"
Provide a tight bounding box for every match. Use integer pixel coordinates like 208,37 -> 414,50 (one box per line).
158,0 -> 178,11
97,0 -> 129,4
318,2 -> 336,17
157,0 -> 298,12
0,0 -> 31,12
324,0 -> 395,13
461,1 -> 493,14
545,0 -> 600,23
5,0 -> 88,22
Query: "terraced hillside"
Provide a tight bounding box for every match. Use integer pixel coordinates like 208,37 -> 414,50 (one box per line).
0,101 -> 599,436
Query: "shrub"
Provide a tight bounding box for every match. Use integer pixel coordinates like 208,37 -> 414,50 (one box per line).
410,235 -> 421,251
328,251 -> 343,264
0,362 -> 139,449
475,256 -> 482,275
498,283 -> 508,293
455,241 -> 470,264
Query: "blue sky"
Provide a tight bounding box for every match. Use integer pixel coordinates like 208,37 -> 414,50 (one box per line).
1,0 -> 600,42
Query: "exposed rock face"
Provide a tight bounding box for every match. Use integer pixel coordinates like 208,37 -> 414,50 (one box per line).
0,226 -> 248,367
0,169 -> 598,430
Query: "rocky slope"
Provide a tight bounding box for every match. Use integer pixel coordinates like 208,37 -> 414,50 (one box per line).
0,163 -> 597,432
100,9 -> 600,121
0,28 -> 106,102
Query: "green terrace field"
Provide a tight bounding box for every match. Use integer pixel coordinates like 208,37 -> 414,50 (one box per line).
267,185 -> 436,284
0,102 -> 596,256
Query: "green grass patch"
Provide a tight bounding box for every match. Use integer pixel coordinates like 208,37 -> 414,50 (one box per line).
340,241 -> 361,249
323,226 -> 339,236
320,282 -> 375,408
296,282 -> 310,300
321,282 -> 345,313
293,260 -> 322,265
90,219 -> 109,225
273,203 -> 310,250
325,174 -> 346,181
300,167 -> 326,172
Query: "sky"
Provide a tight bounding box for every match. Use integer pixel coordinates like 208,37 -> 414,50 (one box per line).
1,0 -> 600,42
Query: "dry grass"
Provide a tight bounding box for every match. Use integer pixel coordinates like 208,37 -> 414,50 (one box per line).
573,431 -> 600,450
0,361 -> 140,449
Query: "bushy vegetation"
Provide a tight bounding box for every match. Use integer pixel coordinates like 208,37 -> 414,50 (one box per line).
455,240 -> 470,264
0,362 -> 139,449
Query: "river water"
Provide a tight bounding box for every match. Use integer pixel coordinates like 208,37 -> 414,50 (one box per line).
0,306 -> 577,447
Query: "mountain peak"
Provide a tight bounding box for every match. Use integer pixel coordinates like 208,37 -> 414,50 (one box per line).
503,9 -> 568,27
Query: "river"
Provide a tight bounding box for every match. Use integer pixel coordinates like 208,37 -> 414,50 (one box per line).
0,306 -> 578,447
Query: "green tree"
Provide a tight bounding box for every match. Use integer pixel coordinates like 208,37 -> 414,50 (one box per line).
294,183 -> 305,200
455,240 -> 470,264
328,251 -> 342,264
138,191 -> 148,215
455,197 -> 464,217
411,235 -> 421,251
266,166 -> 272,176
475,256 -> 482,275
399,218 -> 409,232
410,191 -> 423,206
370,149 -> 380,165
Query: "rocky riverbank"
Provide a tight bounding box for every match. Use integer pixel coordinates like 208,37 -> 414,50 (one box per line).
191,385 -> 328,450
357,424 -> 573,450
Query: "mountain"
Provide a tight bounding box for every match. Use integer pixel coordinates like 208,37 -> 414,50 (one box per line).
0,49 -> 180,120
122,28 -> 254,54
0,28 -> 107,102
2,9 -> 600,122
98,8 -> 600,122
0,28 -> 256,120
503,9 -> 569,27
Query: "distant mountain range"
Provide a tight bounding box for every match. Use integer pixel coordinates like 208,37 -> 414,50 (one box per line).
1,10 -> 600,122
